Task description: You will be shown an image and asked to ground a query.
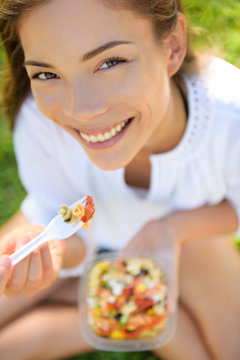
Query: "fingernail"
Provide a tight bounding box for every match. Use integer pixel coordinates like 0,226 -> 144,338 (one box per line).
0,255 -> 11,268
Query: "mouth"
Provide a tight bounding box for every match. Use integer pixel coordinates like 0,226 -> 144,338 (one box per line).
76,117 -> 134,149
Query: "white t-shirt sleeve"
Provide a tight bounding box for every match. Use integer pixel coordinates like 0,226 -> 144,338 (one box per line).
13,96 -> 96,276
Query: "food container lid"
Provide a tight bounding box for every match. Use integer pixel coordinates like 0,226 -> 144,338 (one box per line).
79,250 -> 178,351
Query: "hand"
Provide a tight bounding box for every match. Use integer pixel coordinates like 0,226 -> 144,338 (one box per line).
123,215 -> 181,257
123,215 -> 182,312
0,225 -> 65,298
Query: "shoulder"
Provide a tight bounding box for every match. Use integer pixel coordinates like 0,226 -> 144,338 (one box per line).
13,94 -> 89,168
178,58 -> 240,165
202,58 -> 240,138
200,57 -> 240,107
188,57 -> 240,135
201,59 -> 240,169
13,95 -> 61,164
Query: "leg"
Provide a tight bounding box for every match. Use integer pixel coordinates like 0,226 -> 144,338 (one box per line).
154,302 -> 212,360
0,277 -> 68,329
0,303 -> 93,360
1,297 -> 212,360
0,278 -> 93,360
179,236 -> 240,360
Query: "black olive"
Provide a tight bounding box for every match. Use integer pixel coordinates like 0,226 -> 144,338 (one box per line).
139,268 -> 149,275
114,313 -> 122,320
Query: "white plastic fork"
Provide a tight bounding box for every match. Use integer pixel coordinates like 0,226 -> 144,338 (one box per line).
10,196 -> 88,266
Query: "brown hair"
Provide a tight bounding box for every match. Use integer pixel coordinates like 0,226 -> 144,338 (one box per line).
0,0 -> 195,127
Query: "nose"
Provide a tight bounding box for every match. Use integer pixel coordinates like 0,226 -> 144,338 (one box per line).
63,80 -> 109,121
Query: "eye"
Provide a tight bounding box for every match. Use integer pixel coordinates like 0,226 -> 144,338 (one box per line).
99,57 -> 127,70
32,72 -> 60,80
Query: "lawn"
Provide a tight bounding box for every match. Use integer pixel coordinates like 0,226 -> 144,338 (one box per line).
0,1 -> 240,359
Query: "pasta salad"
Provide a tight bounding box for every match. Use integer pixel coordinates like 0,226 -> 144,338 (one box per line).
87,257 -> 167,340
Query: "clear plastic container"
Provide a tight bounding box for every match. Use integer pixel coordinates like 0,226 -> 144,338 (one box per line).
79,248 -> 178,351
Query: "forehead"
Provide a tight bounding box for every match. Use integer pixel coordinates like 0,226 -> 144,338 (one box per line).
18,0 -> 154,58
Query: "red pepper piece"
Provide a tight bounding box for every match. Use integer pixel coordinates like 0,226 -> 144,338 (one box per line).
124,315 -> 165,339
129,275 -> 144,289
82,195 -> 95,222
122,287 -> 132,301
133,298 -> 154,313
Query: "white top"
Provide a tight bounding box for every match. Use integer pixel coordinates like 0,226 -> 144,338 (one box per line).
13,57 -> 240,276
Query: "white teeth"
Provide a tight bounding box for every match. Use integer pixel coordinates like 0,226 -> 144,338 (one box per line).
80,118 -> 131,143
110,128 -> 117,137
105,132 -> 111,140
82,133 -> 90,142
89,135 -> 98,143
97,134 -> 105,142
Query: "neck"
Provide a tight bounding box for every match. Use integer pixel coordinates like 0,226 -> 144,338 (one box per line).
124,77 -> 188,189
143,77 -> 188,156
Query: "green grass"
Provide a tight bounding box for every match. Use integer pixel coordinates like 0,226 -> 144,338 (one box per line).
0,118 -> 26,224
0,1 -> 240,359
65,351 -> 159,360
184,0 -> 240,67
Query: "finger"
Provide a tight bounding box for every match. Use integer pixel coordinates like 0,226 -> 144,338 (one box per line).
5,236 -> 30,298
0,235 -> 16,255
25,248 -> 43,297
40,243 -> 56,288
0,256 -> 11,296
48,240 -> 64,273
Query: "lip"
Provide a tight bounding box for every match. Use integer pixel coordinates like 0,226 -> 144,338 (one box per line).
75,117 -> 134,149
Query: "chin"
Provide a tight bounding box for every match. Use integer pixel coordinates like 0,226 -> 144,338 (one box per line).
89,154 -> 130,171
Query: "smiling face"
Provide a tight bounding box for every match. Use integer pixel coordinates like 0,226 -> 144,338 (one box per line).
18,0 -> 186,170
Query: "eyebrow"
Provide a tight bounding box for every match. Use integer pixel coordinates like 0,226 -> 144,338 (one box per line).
23,40 -> 133,67
81,40 -> 132,61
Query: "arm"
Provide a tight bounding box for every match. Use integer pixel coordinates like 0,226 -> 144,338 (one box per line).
170,199 -> 239,244
124,199 -> 238,255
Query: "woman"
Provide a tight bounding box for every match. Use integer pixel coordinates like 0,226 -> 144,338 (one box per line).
0,0 -> 240,359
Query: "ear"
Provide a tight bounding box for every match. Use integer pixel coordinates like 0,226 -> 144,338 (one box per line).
165,13 -> 187,78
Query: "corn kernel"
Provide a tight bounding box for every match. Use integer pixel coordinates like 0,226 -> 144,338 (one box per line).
147,308 -> 155,315
110,330 -> 126,340
96,261 -> 109,271
93,308 -> 101,317
136,282 -> 147,293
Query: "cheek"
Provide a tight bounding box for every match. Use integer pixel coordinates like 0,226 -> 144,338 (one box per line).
122,65 -> 169,109
31,86 -> 62,120
148,70 -> 170,112
103,66 -> 148,107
